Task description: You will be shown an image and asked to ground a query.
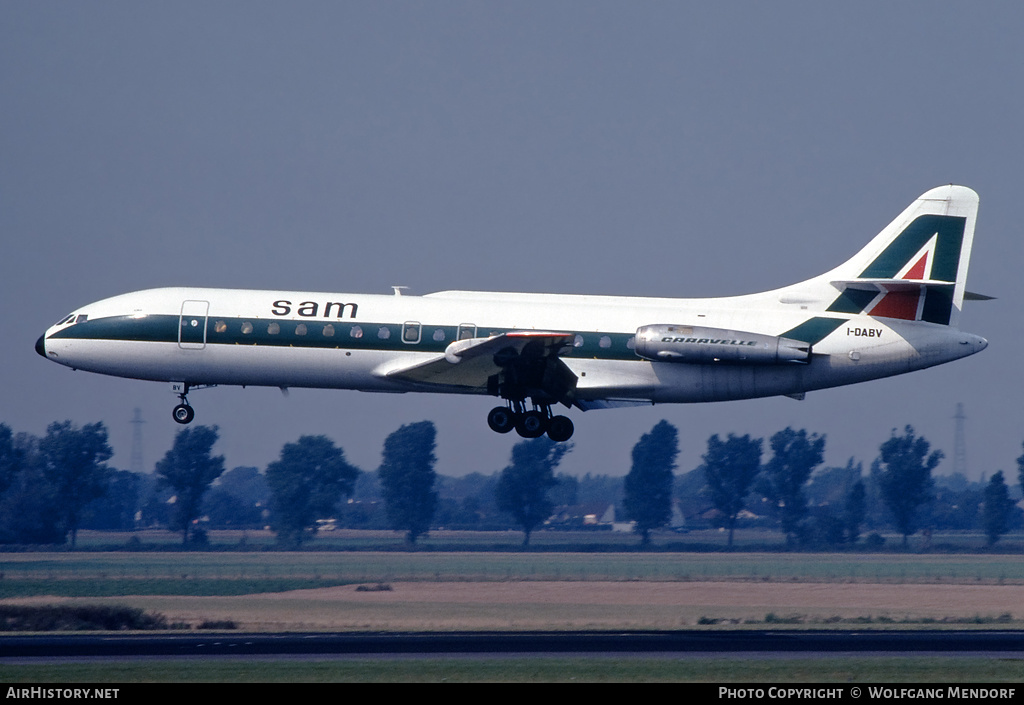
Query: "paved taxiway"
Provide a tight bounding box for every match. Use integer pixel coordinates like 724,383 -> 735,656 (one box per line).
3,630 -> 1024,660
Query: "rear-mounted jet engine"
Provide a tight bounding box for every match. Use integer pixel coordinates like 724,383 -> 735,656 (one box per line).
634,325 -> 811,364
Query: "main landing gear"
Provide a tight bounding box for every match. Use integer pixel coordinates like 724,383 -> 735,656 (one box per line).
487,402 -> 574,442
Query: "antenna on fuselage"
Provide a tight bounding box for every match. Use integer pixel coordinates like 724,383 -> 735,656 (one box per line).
391,286 -> 409,296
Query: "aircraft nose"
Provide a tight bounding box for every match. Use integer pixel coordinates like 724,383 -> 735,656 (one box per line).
35,334 -> 46,358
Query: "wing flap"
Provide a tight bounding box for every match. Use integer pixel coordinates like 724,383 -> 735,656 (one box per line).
384,331 -> 575,392
574,398 -> 653,411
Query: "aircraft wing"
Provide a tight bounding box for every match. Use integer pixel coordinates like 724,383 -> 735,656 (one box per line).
383,331 -> 577,400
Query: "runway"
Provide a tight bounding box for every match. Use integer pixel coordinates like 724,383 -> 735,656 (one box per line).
3,630 -> 1024,660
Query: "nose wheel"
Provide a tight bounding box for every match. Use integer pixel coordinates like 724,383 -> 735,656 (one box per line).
172,403 -> 195,425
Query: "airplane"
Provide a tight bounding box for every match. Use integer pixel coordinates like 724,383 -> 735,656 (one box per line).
36,185 -> 988,443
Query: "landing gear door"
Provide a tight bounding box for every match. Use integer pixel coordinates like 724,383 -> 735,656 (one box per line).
179,300 -> 209,350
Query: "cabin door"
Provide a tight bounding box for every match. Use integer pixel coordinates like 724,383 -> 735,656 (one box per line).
178,300 -> 209,350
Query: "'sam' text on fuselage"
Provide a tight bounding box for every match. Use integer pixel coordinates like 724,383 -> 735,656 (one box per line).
271,300 -> 359,318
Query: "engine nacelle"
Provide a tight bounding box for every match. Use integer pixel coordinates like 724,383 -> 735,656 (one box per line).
634,324 -> 811,364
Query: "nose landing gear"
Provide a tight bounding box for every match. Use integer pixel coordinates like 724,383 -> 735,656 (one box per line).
171,382 -> 195,425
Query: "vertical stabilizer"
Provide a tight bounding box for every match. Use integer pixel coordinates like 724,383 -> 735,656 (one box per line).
819,185 -> 979,327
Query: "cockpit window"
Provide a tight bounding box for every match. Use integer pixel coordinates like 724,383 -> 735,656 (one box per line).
55,314 -> 75,326
75,314 -> 88,324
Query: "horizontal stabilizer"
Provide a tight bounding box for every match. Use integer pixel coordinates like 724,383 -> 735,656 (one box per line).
832,278 -> 953,292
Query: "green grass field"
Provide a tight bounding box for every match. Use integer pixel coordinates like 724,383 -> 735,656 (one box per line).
64,526 -> 1024,553
2,542 -> 1023,600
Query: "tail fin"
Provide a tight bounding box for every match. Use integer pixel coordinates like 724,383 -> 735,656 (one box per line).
821,185 -> 979,327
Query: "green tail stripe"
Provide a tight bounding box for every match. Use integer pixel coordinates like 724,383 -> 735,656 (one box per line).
860,214 -> 965,281
922,285 -> 956,325
827,288 -> 877,314
783,317 -> 846,345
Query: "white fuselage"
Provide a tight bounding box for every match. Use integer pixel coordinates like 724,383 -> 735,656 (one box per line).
37,285 -> 987,406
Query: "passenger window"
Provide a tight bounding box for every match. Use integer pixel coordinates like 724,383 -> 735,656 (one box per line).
323,324 -> 335,337
350,325 -> 363,338
402,322 -> 421,344
241,322 -> 253,334
458,324 -> 477,340
268,323 -> 280,335
214,321 -> 227,333
378,326 -> 391,340
295,323 -> 307,336
599,336 -> 612,349
574,335 -> 584,348
626,336 -> 636,350
432,328 -> 445,342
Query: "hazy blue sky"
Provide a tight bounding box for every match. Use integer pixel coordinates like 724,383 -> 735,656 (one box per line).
3,2 -> 1020,481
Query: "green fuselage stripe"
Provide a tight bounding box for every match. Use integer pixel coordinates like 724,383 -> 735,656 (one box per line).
51,313 -> 853,360
49,315 -> 643,361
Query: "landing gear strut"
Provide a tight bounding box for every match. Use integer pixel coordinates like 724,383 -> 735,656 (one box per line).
486,401 -> 574,442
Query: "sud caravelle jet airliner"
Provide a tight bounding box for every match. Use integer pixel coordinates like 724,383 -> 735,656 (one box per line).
36,185 -> 988,443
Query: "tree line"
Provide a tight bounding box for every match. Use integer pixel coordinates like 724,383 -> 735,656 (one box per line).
0,418 -> 1021,549
674,424 -> 1022,549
